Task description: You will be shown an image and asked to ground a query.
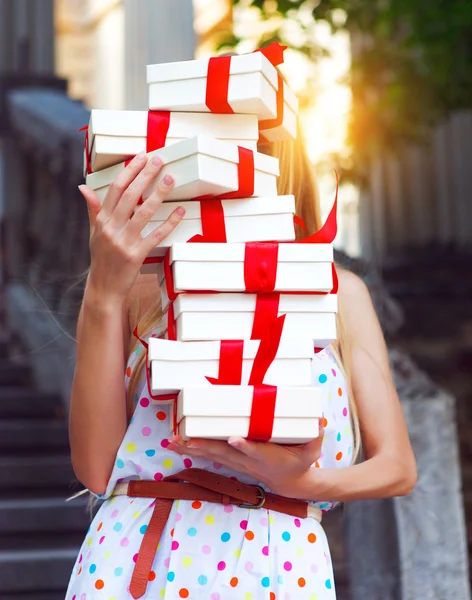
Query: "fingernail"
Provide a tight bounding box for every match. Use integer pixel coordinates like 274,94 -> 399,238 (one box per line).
151,156 -> 162,167
228,438 -> 240,448
78,184 -> 86,192
136,151 -> 146,161
163,174 -> 174,186
175,206 -> 185,216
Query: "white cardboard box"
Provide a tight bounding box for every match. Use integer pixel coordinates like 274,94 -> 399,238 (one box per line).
158,243 -> 334,293
85,135 -> 279,202
173,386 -> 322,444
160,293 -> 338,347
85,110 -> 259,173
259,80 -> 299,142
149,337 -> 314,395
140,195 -> 296,258
148,53 -> 280,120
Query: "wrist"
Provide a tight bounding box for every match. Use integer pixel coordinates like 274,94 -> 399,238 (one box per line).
83,282 -> 128,317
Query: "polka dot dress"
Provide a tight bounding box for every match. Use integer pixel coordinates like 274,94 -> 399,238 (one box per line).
66,342 -> 353,599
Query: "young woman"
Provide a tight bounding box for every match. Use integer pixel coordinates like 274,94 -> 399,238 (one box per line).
66,136 -> 417,600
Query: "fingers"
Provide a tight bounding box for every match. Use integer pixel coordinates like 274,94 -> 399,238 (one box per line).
139,205 -> 186,255
111,156 -> 166,226
126,173 -> 183,243
79,185 -> 101,232
101,151 -> 147,216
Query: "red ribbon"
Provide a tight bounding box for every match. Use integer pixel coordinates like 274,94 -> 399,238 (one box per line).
206,56 -> 235,114
146,111 -> 171,152
188,200 -> 228,243
254,42 -> 287,67
206,341 -> 244,385
244,242 -> 279,294
251,293 -> 280,340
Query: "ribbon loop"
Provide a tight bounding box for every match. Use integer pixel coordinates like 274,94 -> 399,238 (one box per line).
147,111 -> 171,153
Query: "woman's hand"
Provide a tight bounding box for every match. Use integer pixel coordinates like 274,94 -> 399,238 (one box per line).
79,152 -> 185,305
168,430 -> 324,498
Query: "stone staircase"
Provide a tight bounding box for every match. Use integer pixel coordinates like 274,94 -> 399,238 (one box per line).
383,248 -> 472,585
0,346 -> 90,599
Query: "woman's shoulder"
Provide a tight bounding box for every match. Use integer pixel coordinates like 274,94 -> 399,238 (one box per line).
336,268 -> 379,333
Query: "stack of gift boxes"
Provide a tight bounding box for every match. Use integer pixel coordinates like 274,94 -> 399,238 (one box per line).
84,44 -> 338,444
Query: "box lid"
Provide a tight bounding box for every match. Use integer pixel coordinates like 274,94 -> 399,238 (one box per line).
177,386 -> 322,419
172,292 -> 339,317
281,80 -> 299,114
169,242 -> 333,264
147,52 -> 279,91
149,337 -> 314,362
144,195 -> 295,222
86,135 -> 279,190
89,110 -> 259,141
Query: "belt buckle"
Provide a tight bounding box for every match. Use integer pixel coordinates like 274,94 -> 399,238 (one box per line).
240,485 -> 266,509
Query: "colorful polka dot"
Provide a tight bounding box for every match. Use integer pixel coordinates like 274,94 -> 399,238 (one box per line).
245,561 -> 254,572
318,374 -> 328,384
294,518 -> 301,528
183,458 -> 193,468
261,577 -> 270,588
282,531 -> 291,541
140,525 -> 147,535
337,432 -> 342,442
182,556 -> 192,567
202,545 -> 211,554
296,547 -> 304,557
148,571 -> 156,581
240,519 -> 248,530
234,548 -> 241,559
145,449 -> 156,457
114,567 -> 123,577
140,398 -> 149,408
89,564 -> 97,574
160,439 -> 170,448
163,458 -> 173,469
179,589 -> 189,598
192,501 -> 202,510
230,577 -> 238,587
141,427 -> 151,436
95,580 -> 104,590
205,515 -> 215,525
198,575 -> 208,585
187,527 -> 197,536
325,579 -> 332,589
153,472 -> 163,481
338,387 -> 343,396
172,541 -> 179,551
308,533 -> 317,543
284,561 -> 292,571
336,451 -> 343,461
298,577 -> 306,587
221,532 -> 231,542
156,411 -> 166,420
167,571 -> 175,582
343,407 -> 348,417
125,443 -> 136,453
217,561 -> 226,571
262,546 -> 269,556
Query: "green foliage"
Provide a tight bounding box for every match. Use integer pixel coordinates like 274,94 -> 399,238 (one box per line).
229,0 -> 472,180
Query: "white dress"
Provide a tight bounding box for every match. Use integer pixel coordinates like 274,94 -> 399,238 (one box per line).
66,339 -> 353,600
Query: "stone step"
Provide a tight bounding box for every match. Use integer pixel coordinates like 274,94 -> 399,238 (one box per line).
2,594 -> 66,600
0,419 -> 69,454
0,387 -> 63,419
0,455 -> 76,491
0,496 -> 91,535
0,532 -> 84,551
0,547 -> 77,593
0,363 -> 32,387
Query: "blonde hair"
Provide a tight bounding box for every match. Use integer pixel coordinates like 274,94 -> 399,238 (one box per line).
128,132 -> 361,461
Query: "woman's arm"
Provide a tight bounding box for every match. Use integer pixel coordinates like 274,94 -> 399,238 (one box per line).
167,271 -> 417,501
69,153 -> 183,495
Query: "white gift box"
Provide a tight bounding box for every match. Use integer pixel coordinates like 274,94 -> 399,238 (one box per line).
148,53 -> 280,120
161,293 -> 338,347
259,80 -> 299,142
140,195 -> 296,258
149,337 -> 314,395
85,135 -> 279,203
158,243 -> 334,293
173,386 -> 322,444
85,110 -> 259,173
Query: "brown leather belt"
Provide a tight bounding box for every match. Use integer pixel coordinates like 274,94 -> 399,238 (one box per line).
111,468 -> 321,599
